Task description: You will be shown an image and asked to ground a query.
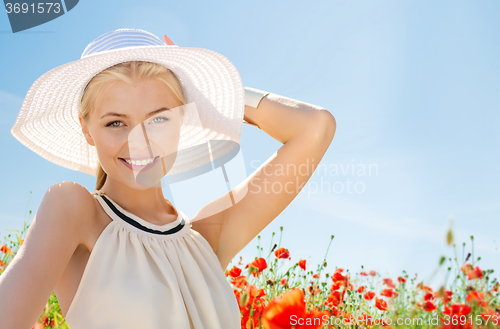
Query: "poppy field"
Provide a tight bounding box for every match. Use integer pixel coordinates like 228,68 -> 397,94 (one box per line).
0,209 -> 498,329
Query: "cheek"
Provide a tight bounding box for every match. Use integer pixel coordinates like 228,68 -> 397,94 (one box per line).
155,126 -> 181,149
161,126 -> 181,141
93,130 -> 125,160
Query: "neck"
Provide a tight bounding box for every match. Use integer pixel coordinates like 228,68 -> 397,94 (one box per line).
98,177 -> 178,224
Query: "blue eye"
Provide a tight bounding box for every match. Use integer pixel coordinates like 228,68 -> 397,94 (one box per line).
106,121 -> 123,128
151,117 -> 169,124
105,117 -> 169,128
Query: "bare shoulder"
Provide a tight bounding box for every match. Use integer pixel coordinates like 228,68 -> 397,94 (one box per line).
44,181 -> 97,242
0,181 -> 97,327
46,181 -> 95,205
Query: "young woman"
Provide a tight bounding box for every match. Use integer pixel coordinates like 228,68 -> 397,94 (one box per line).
0,29 -> 336,328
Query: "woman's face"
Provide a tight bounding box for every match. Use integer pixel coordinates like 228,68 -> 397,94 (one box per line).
80,78 -> 184,189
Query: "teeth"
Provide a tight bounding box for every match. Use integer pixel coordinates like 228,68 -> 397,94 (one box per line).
123,157 -> 156,166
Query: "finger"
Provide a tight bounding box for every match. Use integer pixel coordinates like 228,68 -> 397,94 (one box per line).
163,35 -> 175,46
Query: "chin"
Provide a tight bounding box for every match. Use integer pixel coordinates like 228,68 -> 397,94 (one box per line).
129,175 -> 163,190
121,175 -> 160,190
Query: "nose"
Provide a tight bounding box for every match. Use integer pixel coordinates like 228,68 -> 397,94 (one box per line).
127,121 -> 152,154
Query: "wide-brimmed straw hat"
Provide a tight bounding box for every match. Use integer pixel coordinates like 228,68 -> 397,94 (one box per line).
10,28 -> 244,178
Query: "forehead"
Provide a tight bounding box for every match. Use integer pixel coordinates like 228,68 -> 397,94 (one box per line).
96,79 -> 182,113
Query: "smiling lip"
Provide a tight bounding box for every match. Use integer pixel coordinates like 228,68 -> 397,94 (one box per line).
119,156 -> 160,171
119,156 -> 157,161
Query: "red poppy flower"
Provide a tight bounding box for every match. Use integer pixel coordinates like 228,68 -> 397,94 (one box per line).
261,288 -> 328,329
249,257 -> 268,277
298,259 -> 306,271
424,292 -> 434,301
381,288 -> 398,298
443,304 -> 472,317
375,297 -> 389,311
331,281 -> 343,291
227,266 -> 242,278
240,284 -> 267,328
442,289 -> 453,303
383,278 -> 395,289
342,312 -> 355,325
439,304 -> 473,329
466,291 -> 488,307
324,290 -> 342,308
357,314 -> 373,326
467,267 -> 483,280
0,245 -> 12,255
230,275 -> 248,289
423,300 -> 437,312
460,263 -> 484,280
275,247 -> 291,260
364,291 -> 376,300
332,269 -> 348,282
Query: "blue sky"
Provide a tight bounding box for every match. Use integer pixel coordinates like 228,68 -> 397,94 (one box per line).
1,0 -> 499,290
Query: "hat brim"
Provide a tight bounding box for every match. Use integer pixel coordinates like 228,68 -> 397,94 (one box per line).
10,45 -> 244,177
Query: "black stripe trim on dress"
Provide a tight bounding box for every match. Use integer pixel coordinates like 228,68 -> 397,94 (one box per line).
99,194 -> 185,235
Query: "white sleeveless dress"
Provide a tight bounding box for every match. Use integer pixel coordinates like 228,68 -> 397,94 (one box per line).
63,190 -> 241,329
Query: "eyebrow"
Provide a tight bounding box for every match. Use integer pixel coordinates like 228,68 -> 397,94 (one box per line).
100,107 -> 171,120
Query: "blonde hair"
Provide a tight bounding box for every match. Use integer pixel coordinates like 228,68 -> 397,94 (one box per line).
79,61 -> 187,191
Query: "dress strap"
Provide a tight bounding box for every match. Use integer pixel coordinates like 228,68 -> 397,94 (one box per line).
92,190 -> 188,236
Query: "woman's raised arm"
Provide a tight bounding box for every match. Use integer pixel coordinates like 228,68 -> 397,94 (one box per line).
243,91 -> 335,145
0,182 -> 93,328
194,91 -> 336,269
